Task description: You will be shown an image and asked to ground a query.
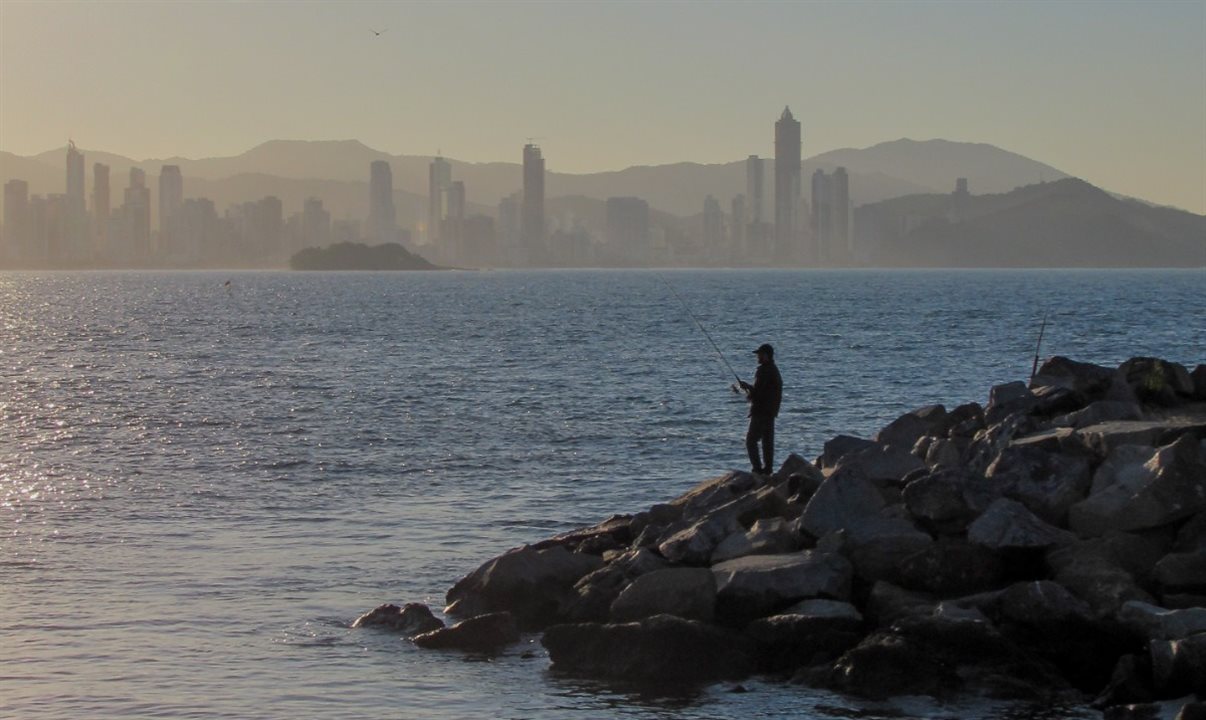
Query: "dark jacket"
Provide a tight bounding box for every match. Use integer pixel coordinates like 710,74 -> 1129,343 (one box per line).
749,361 -> 782,418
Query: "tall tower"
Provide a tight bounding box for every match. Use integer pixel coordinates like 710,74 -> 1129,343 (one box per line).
65,141 -> 88,261
427,156 -> 451,245
831,166 -> 850,264
445,180 -> 465,264
158,165 -> 183,257
367,160 -> 396,243
92,163 -> 110,258
124,168 -> 151,261
3,180 -> 30,263
522,143 -> 545,260
745,155 -> 764,225
66,141 -> 85,214
774,106 -> 802,261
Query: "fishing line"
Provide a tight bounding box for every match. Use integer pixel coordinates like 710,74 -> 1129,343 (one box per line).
656,272 -> 742,385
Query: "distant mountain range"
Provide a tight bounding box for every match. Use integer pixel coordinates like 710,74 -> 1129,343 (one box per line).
2,138 -> 1078,224
855,178 -> 1205,267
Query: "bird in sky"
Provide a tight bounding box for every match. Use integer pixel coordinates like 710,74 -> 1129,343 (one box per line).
370,28 -> 386,36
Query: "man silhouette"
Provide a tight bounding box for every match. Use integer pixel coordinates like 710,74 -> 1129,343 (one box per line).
739,343 -> 782,476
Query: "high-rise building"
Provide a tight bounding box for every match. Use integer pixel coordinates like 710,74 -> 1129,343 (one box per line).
522,144 -> 545,260
746,155 -> 765,225
605,196 -> 649,266
65,141 -> 88,261
93,163 -> 110,259
427,156 -> 451,246
158,165 -> 183,257
301,197 -> 331,250
774,106 -> 802,260
730,194 -> 747,261
702,195 -> 725,263
811,167 -> 851,265
443,180 -> 465,264
3,179 -> 30,263
176,198 -> 218,264
367,160 -> 396,243
123,168 -> 151,262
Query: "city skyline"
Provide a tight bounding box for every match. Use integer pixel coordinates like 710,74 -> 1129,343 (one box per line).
0,1 -> 1202,214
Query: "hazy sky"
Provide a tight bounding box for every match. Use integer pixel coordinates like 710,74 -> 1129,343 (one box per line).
1,0 -> 1204,212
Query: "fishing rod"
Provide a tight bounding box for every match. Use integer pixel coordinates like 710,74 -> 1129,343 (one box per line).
656,273 -> 743,387
1029,311 -> 1049,383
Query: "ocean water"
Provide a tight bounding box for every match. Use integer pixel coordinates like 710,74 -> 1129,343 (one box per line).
1,269 -> 1202,720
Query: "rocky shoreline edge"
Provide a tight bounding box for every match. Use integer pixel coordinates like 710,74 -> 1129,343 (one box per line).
356,356 -> 1206,720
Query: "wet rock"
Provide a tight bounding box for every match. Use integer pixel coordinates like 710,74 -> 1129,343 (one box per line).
986,446 -> 1092,525
1118,601 -> 1206,642
1070,435 -> 1206,538
351,602 -> 445,636
865,581 -> 936,625
412,611 -> 520,652
609,567 -> 716,623
542,614 -> 756,684
712,549 -> 853,624
444,545 -> 604,628
745,602 -> 865,671
968,498 -> 1076,550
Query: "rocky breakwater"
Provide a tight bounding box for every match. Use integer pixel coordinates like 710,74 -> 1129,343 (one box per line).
356,355 -> 1206,717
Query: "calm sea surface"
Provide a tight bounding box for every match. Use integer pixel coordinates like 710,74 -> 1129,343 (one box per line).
2,269 -> 1203,720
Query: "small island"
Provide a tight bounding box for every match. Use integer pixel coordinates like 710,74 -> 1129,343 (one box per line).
289,242 -> 441,271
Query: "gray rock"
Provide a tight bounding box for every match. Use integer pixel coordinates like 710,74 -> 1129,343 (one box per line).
986,445 -> 1092,525
1154,551 -> 1206,593
1031,356 -> 1116,398
968,498 -> 1075,550
1175,512 -> 1206,552
542,614 -> 756,684
712,549 -> 853,623
669,470 -> 763,523
1053,400 -> 1144,429
745,606 -> 865,670
947,402 -> 986,438
1078,418 -> 1206,457
782,598 -> 864,622
1047,541 -> 1157,617
412,611 -> 520,651
892,540 -> 1004,597
1118,601 -> 1206,641
351,603 -> 445,636
875,407 -> 946,452
563,547 -> 668,622
865,581 -> 936,625
444,545 -> 604,628
998,581 -> 1094,628
834,444 -> 927,486
609,567 -> 716,623
1070,435 -> 1206,537
1119,357 -> 1196,406
841,510 -> 935,584
903,467 -> 998,533
711,516 -> 799,564
657,515 -> 733,566
986,381 -> 1037,425
924,438 -> 964,469
800,466 -> 885,538
1090,444 -> 1160,496
817,435 -> 877,471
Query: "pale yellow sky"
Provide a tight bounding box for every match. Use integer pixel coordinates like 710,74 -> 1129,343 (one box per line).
1,0 -> 1204,213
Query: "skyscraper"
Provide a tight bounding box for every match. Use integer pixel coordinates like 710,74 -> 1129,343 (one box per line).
830,167 -> 850,263
3,179 -> 30,263
774,106 -> 802,260
158,165 -> 183,258
93,163 -> 110,259
301,197 -> 331,249
605,196 -> 649,265
65,141 -> 88,261
746,155 -> 765,225
367,160 -> 396,243
702,195 -> 724,263
427,156 -> 451,246
522,144 -> 545,261
444,180 -> 465,264
124,168 -> 151,262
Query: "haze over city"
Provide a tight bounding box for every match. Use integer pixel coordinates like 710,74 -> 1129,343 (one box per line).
2,1 -> 1203,214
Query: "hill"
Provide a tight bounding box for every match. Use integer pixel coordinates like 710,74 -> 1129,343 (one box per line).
289,242 -> 440,271
854,178 -> 1206,267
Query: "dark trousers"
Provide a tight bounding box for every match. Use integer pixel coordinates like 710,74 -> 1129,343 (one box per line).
746,415 -> 775,474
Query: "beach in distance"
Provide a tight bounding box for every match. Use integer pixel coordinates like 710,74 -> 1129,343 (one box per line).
1,268 -> 1202,719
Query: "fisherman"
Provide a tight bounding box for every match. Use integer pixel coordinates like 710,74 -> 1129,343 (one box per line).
738,343 -> 783,476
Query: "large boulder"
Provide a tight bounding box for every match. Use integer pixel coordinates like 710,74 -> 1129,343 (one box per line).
1069,435 -> 1206,538
800,466 -> 885,538
998,580 -> 1095,629
1031,356 -> 1116,399
1048,540 -> 1158,617
1119,357 -> 1196,406
1118,601 -> 1206,642
444,545 -> 604,628
712,549 -> 853,624
875,405 -> 951,452
947,402 -> 986,439
1053,401 -> 1144,430
542,614 -> 756,684
668,470 -> 763,523
986,381 -> 1038,425
351,603 -> 445,636
1154,551 -> 1206,595
1079,419 -> 1206,457
609,567 -> 716,623
657,515 -> 733,566
412,611 -> 520,652
986,446 -> 1092,525
892,540 -> 1004,597
865,581 -> 937,625
1150,634 -> 1206,697
833,444 -> 926,486
817,435 -> 876,471
1192,365 -> 1206,401
745,600 -> 865,671
968,498 -> 1075,550
562,547 -> 667,622
711,516 -> 800,564
903,467 -> 997,533
840,509 -> 935,584
531,514 -> 633,554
